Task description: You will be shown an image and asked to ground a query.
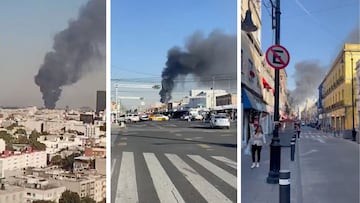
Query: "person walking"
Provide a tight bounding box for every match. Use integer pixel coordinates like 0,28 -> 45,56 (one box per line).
249,125 -> 266,168
296,123 -> 301,139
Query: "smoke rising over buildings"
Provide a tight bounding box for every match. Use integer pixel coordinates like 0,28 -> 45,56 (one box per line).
159,30 -> 236,103
290,61 -> 326,105
345,26 -> 360,44
34,0 -> 105,109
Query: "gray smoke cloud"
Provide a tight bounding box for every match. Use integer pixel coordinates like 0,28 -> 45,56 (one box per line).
34,0 -> 105,109
159,30 -> 236,103
344,25 -> 360,44
290,61 -> 326,105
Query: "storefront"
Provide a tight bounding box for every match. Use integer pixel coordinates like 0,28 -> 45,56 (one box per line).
241,88 -> 267,146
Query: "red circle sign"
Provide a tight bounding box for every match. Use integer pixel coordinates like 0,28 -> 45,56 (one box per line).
265,45 -> 290,70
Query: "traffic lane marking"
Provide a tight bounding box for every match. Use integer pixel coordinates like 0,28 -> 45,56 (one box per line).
111,159 -> 117,175
118,142 -> 127,146
198,144 -> 211,149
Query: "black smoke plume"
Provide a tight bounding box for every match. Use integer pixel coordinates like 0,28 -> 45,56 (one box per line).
289,61 -> 326,106
34,0 -> 105,109
159,30 -> 236,103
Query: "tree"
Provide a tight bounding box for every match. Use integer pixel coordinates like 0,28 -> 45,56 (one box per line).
14,128 -> 27,135
16,135 -> 29,144
59,190 -> 80,203
5,123 -> 18,130
81,196 -> 96,203
0,131 -> 14,144
28,130 -> 46,151
50,155 -> 62,165
61,153 -> 82,171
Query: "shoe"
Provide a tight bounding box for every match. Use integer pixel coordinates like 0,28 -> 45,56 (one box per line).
251,163 -> 256,168
256,163 -> 260,168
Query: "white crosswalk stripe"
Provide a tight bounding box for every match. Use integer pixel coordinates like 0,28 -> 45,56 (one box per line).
144,153 -> 185,203
116,152 -> 138,203
166,154 -> 233,203
112,152 -> 236,203
188,155 -> 236,189
211,156 -> 237,169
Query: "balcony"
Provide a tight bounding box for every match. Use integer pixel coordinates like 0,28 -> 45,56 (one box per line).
321,76 -> 345,99
324,100 -> 344,112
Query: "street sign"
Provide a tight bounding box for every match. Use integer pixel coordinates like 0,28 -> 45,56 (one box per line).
265,45 -> 290,70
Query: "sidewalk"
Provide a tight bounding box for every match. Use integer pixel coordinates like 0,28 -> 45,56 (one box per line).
241,124 -> 300,203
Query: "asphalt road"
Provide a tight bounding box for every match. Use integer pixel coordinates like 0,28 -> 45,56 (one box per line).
111,120 -> 237,203
298,126 -> 360,203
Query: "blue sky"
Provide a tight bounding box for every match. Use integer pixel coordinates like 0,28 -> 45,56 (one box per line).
261,0 -> 359,91
111,0 -> 237,107
0,0 -> 105,109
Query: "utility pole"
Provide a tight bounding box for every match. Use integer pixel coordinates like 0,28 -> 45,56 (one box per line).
212,76 -> 215,108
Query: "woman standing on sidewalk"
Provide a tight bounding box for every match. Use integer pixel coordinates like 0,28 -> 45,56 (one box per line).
249,125 -> 266,168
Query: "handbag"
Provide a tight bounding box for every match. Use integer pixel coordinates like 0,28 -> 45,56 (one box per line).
244,144 -> 251,155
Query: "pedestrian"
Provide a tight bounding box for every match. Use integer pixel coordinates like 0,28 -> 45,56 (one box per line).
249,125 -> 266,168
296,123 -> 301,139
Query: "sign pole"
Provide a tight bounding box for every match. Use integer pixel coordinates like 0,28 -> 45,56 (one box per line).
267,0 -> 282,184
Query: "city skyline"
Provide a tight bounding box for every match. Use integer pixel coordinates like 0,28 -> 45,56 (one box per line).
0,0 -> 105,109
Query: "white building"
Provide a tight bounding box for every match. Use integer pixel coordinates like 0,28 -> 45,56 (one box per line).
52,174 -> 106,202
0,184 -> 25,203
0,150 -> 47,172
39,135 -> 84,154
17,120 -> 43,133
84,125 -> 102,138
189,89 -> 228,109
0,139 -> 5,154
10,176 -> 66,203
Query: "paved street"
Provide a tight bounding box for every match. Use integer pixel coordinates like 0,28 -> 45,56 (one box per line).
242,124 -> 360,203
298,126 -> 359,203
111,120 -> 237,203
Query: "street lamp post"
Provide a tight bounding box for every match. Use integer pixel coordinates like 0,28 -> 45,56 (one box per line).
241,0 -> 282,183
266,0 -> 282,184
350,54 -> 356,141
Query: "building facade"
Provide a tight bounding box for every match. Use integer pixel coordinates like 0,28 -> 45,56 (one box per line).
0,150 -> 47,171
356,60 -> 360,137
0,185 -> 25,203
96,90 -> 106,114
53,174 -> 105,202
319,43 -> 360,138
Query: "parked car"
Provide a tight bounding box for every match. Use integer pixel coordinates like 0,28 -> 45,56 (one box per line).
139,114 -> 150,121
124,114 -> 140,123
210,115 -> 230,129
149,114 -> 169,121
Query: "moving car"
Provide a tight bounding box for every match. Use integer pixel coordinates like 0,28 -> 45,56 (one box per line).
149,114 -> 169,121
210,114 -> 230,129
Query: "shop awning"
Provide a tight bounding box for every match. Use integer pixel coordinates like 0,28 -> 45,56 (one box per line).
242,88 -> 266,112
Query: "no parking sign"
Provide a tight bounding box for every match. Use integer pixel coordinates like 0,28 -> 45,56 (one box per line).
265,45 -> 290,70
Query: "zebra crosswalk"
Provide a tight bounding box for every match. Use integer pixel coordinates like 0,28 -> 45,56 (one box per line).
300,132 -> 340,139
112,152 -> 237,203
